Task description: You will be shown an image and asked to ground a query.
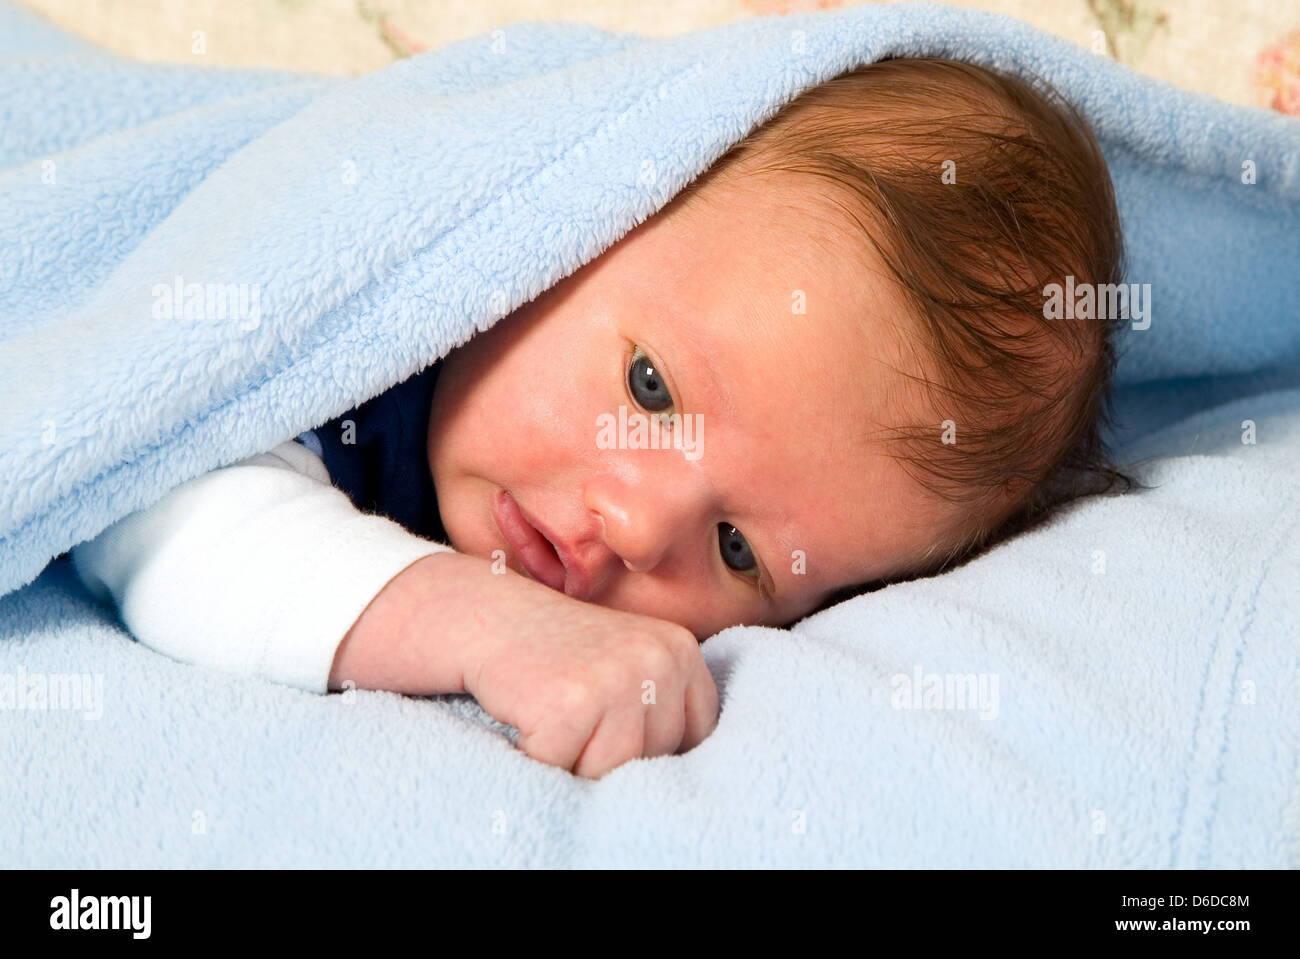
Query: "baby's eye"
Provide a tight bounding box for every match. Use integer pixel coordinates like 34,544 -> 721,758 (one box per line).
718,523 -> 758,575
627,345 -> 673,414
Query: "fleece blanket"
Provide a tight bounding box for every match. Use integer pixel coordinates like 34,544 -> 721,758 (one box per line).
2,0 -> 1298,867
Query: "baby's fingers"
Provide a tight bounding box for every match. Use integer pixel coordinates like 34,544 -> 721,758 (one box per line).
514,681 -> 600,773
571,675 -> 694,777
571,708 -> 646,780
680,660 -> 719,754
640,679 -> 688,759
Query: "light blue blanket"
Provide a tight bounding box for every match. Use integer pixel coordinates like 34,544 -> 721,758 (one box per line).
2,0 -> 1298,866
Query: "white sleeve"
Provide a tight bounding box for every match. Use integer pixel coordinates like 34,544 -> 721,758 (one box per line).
70,439 -> 454,694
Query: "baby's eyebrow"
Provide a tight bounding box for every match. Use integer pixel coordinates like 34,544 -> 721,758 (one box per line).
660,320 -> 738,423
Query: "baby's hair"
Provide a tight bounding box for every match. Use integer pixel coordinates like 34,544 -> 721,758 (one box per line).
673,57 -> 1137,609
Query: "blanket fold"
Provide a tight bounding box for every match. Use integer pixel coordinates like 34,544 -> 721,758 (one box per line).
3,1 -> 1299,596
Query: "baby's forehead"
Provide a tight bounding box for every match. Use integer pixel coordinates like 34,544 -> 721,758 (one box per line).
643,174 -> 942,455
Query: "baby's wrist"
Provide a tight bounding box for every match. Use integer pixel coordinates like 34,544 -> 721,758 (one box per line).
328,552 -> 471,695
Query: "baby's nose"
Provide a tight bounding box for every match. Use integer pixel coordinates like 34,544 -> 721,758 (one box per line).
584,461 -> 711,575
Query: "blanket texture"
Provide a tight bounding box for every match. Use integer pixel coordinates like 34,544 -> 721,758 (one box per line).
2,0 -> 1298,866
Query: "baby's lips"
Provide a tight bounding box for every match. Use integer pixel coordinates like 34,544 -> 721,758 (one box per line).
492,489 -> 567,593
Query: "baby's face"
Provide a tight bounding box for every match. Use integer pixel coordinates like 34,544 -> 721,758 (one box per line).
427,171 -> 952,635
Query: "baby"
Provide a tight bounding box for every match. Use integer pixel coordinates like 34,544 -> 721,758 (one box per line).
72,58 -> 1127,778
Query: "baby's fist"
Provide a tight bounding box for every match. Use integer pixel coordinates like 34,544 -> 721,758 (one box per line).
463,598 -> 718,779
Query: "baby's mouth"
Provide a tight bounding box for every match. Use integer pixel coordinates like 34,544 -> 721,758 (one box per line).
490,489 -> 567,593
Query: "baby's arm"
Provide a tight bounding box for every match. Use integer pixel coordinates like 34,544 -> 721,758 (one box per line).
72,439 -> 719,777
332,549 -> 718,778
71,439 -> 451,693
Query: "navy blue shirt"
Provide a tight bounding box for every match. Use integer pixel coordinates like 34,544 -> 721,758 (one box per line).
299,362 -> 448,545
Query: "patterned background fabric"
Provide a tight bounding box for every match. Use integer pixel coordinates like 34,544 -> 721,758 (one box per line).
16,0 -> 1300,116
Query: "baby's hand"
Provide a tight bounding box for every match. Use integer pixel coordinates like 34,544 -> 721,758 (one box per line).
331,551 -> 719,779
460,590 -> 719,779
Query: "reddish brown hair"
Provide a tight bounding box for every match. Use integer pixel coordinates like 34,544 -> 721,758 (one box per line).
675,57 -> 1136,601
